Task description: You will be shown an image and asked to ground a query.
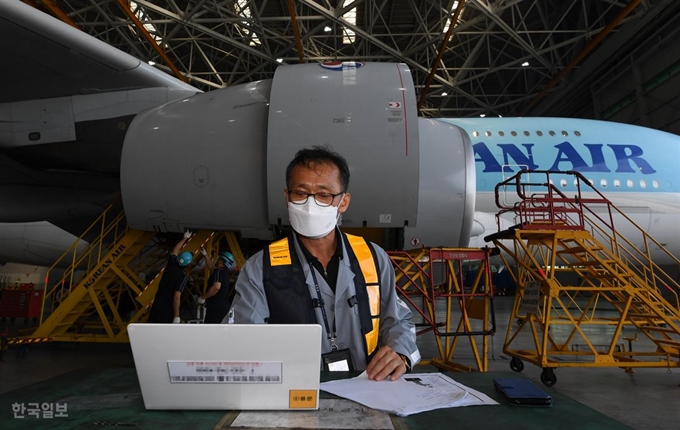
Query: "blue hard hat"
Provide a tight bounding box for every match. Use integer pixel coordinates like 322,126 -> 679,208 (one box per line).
218,252 -> 236,271
177,251 -> 193,267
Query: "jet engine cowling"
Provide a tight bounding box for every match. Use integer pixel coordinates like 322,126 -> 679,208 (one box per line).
121,63 -> 420,238
403,119 -> 476,249
120,62 -> 475,249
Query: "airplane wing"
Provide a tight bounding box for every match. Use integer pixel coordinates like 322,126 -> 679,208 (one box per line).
0,1 -> 200,253
0,0 -> 198,104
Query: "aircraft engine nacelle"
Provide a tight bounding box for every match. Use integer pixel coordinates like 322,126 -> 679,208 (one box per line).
403,119 -> 476,249
121,63 -> 419,238
121,79 -> 274,237
120,62 -> 474,247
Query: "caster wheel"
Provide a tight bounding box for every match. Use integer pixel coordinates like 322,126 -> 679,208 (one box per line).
510,357 -> 524,372
540,368 -> 557,386
517,318 -> 524,326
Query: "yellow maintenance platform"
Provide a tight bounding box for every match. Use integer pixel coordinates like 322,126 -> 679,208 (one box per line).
5,201 -> 244,353
485,170 -> 680,386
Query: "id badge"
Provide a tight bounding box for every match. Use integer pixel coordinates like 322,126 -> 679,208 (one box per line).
322,348 -> 354,371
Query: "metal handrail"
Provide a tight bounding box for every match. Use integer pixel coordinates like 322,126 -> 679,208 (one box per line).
493,170 -> 680,310
39,202 -> 127,325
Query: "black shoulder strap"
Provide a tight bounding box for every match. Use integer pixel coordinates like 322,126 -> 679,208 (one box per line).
263,235 -> 317,324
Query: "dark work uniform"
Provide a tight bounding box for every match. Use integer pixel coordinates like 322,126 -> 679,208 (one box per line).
149,255 -> 189,323
204,267 -> 233,323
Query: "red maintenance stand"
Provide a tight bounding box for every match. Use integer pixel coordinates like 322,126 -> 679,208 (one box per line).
0,285 -> 43,324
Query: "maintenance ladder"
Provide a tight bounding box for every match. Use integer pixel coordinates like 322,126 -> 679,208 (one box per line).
6,202 -> 244,351
388,246 -> 497,372
485,170 -> 680,386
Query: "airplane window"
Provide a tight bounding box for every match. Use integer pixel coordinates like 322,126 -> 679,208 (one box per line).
536,131 -> 543,136
523,131 -> 530,136
652,180 -> 659,189
549,131 -> 556,136
614,179 -> 621,188
473,131 -> 479,137
485,131 -> 492,137
511,131 -> 517,136
561,130 -> 569,136
574,130 -> 581,136
498,131 -> 505,136
640,180 -> 647,189
600,179 -> 607,188
627,179 -> 634,188
560,179 -> 567,188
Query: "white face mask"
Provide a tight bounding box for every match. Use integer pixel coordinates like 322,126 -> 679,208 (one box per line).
288,199 -> 340,239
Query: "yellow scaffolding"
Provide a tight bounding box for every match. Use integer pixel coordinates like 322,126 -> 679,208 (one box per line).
485,170 -> 680,386
8,202 -> 244,350
388,246 -> 497,372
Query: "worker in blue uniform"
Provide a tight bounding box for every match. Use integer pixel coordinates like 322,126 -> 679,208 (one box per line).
197,250 -> 237,323
148,231 -> 193,323
233,146 -> 420,381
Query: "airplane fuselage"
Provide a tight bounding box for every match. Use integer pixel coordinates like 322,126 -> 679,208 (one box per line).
439,117 -> 680,263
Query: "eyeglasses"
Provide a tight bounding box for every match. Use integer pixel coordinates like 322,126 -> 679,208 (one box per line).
287,190 -> 344,207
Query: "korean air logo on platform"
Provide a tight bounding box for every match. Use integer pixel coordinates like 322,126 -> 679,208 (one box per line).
319,61 -> 365,71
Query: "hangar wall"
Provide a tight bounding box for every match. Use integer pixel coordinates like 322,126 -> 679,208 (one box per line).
592,11 -> 680,135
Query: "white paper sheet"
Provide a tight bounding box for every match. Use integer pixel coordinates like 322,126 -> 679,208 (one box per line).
320,372 -> 498,416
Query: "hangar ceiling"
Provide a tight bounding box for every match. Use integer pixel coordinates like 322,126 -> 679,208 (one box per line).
26,0 -> 680,120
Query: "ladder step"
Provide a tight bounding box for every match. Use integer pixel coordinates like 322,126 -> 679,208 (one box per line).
655,339 -> 680,347
638,325 -> 679,334
569,260 -> 618,267
628,312 -> 664,319
557,246 -> 603,254
581,272 -> 633,279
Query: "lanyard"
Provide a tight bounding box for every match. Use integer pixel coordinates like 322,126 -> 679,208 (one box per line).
308,263 -> 339,350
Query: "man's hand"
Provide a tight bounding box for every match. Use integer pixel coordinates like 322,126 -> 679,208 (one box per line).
183,230 -> 193,239
197,296 -> 206,305
200,247 -> 208,256
172,316 -> 181,324
365,346 -> 407,381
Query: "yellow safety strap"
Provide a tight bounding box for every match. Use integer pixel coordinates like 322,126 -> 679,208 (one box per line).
345,234 -> 380,356
269,237 -> 292,266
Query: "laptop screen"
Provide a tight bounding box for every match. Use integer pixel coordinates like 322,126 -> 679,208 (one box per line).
128,323 -> 322,410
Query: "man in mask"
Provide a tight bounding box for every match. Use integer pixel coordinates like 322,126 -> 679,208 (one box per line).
233,146 -> 420,381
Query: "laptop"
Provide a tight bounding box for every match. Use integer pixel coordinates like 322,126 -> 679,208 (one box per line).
128,323 -> 322,410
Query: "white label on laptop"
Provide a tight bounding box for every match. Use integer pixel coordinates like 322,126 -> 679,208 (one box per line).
167,361 -> 282,384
